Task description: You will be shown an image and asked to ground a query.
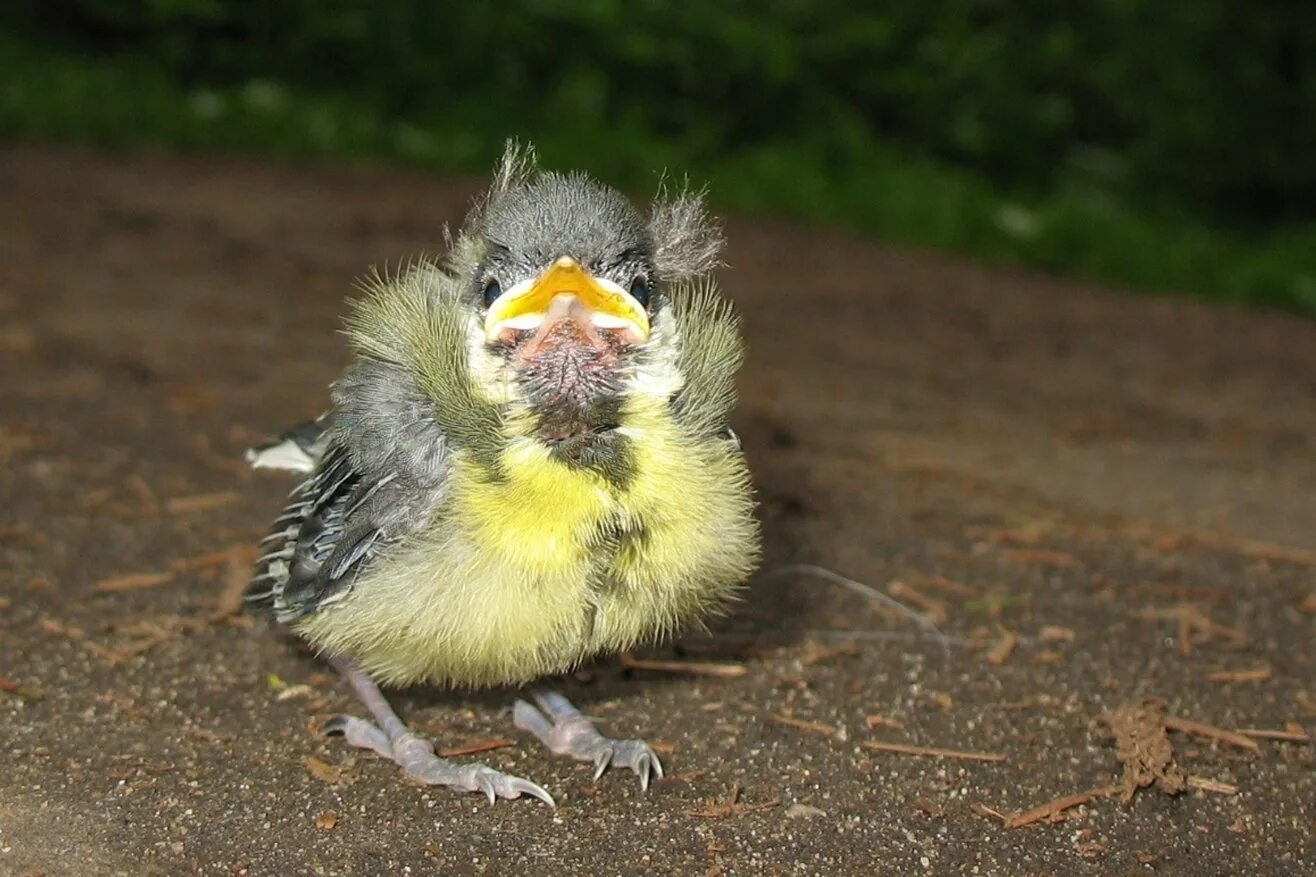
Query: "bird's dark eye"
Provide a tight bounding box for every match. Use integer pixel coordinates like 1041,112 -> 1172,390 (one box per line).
482,279 -> 502,307
629,276 -> 651,308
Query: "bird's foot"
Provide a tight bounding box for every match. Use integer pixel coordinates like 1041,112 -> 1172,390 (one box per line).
513,691 -> 664,790
322,714 -> 555,806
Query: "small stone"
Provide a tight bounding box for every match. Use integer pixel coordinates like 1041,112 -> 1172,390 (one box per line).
784,803 -> 826,820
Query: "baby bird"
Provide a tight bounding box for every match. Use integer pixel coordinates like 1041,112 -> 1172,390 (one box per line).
246,144 -> 759,805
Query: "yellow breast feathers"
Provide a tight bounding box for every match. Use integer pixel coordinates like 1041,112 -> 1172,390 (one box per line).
294,400 -> 759,687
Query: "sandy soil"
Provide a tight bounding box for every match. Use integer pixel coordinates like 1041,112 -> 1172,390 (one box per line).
1,147 -> 1313,876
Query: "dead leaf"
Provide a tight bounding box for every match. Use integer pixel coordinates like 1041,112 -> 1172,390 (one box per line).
1096,698 -> 1187,803
304,757 -> 341,784
277,685 -> 315,701
686,783 -> 781,818
984,629 -> 1018,665
0,675 -> 44,700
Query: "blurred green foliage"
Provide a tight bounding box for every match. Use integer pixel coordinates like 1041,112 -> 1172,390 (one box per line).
2,1 -> 1315,311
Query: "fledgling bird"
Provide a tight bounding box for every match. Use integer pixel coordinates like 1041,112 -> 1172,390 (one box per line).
246,144 -> 759,805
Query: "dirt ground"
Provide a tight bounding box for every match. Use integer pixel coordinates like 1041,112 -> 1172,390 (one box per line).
1,147 -> 1313,876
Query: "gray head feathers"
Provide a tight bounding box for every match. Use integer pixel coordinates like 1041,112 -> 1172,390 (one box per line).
451,141 -> 724,284
340,143 -> 742,469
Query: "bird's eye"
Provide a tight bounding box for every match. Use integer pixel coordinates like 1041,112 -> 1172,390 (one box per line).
629,276 -> 651,308
482,279 -> 502,307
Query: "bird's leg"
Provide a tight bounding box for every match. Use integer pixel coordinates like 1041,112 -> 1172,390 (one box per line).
512,690 -> 664,790
321,657 -> 554,806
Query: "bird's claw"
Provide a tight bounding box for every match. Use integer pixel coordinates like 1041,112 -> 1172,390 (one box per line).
323,716 -> 554,806
460,765 -> 556,807
321,713 -> 392,758
513,693 -> 664,790
585,738 -> 664,789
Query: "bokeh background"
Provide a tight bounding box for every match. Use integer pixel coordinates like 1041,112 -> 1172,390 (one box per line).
2,1 -> 1314,312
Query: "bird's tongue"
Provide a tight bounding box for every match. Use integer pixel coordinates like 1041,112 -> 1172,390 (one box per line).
513,295 -> 610,365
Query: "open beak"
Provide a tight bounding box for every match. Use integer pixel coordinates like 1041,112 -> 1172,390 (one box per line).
484,256 -> 650,342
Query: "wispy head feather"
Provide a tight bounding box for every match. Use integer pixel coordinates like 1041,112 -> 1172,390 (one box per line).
649,183 -> 725,282
444,140 -> 541,270
491,140 -> 538,196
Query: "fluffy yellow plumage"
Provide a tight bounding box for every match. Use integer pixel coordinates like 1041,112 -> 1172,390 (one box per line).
248,145 -> 755,801
293,259 -> 758,685
296,397 -> 756,687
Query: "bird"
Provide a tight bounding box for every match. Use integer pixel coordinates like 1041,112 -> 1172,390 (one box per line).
245,143 -> 760,806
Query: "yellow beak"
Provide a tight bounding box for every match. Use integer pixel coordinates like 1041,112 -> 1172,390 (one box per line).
484,256 -> 650,341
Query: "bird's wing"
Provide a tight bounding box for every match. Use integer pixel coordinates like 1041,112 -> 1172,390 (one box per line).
246,362 -> 456,622
244,418 -> 330,473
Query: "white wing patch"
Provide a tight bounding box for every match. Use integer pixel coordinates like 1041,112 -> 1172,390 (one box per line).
246,438 -> 317,474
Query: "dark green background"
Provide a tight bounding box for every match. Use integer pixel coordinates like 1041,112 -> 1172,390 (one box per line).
4,2 -> 1314,312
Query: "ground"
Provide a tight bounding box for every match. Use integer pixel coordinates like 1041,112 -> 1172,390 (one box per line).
0,147 -> 1312,877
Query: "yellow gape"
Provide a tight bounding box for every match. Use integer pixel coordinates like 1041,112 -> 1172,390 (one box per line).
484,256 -> 651,341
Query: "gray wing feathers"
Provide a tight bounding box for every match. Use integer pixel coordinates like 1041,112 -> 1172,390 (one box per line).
246,359 -> 454,622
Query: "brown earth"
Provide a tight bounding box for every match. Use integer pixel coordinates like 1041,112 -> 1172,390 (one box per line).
1,147 -> 1313,876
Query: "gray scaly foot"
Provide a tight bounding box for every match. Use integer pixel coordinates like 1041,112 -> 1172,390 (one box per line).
513,690 -> 664,790
324,657 -> 553,806
322,715 -> 553,805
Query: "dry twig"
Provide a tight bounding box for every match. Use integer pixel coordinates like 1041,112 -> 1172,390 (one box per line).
861,740 -> 1006,763
1186,775 -> 1238,795
763,565 -> 948,646
1163,715 -> 1260,753
887,580 -> 949,624
619,653 -> 747,678
771,714 -> 840,737
912,574 -> 980,599
1207,666 -> 1272,683
1000,549 -> 1078,568
165,491 -> 241,514
1130,604 -> 1246,654
95,571 -> 176,593
1005,786 -> 1117,828
437,738 -> 516,758
1237,725 -> 1309,744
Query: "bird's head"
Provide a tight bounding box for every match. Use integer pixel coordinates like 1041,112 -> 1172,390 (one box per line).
341,143 -> 740,472
454,144 -> 727,451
